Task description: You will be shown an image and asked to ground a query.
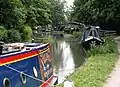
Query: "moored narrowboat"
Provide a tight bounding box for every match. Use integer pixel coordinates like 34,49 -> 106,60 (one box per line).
81,26 -> 103,50
0,42 -> 56,87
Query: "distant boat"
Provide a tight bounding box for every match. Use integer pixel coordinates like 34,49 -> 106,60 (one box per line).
0,42 -> 57,87
81,26 -> 103,50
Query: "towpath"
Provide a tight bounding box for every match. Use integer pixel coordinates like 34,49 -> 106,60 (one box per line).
104,36 -> 120,87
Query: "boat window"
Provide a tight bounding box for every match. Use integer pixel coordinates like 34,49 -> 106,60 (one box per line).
2,49 -> 21,55
3,78 -> 11,87
94,31 -> 98,37
25,43 -> 40,47
89,30 -> 93,36
84,30 -> 89,39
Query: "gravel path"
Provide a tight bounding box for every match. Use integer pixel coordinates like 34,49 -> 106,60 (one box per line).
104,36 -> 120,87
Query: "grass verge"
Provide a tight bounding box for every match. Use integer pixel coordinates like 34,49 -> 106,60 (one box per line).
88,37 -> 117,56
66,54 -> 117,87
57,54 -> 117,87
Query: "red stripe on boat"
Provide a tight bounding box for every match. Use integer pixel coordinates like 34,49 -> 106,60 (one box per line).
0,50 -> 37,66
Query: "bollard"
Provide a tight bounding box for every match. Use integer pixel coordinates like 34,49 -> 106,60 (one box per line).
0,45 -> 3,55
0,41 -> 4,55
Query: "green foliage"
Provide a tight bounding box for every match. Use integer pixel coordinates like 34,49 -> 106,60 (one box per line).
25,0 -> 51,27
65,54 -> 117,87
0,0 -> 61,42
0,0 -> 67,42
50,0 -> 66,28
22,26 -> 32,42
0,0 -> 52,29
0,26 -> 8,42
88,37 -> 117,56
7,29 -> 21,43
0,0 -> 26,29
72,0 -> 120,31
72,31 -> 82,38
0,26 -> 22,43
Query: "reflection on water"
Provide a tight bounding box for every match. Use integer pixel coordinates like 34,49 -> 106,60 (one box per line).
51,35 -> 87,84
57,41 -> 75,83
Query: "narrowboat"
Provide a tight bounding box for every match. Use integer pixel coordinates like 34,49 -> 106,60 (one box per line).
81,26 -> 103,50
0,42 -> 57,87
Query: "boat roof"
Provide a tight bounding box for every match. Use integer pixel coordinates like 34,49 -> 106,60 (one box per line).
0,43 -> 49,57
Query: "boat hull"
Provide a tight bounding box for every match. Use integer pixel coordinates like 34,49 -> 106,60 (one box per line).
0,43 -> 53,87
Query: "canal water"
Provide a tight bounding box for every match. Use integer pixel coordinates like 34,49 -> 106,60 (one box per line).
50,34 -> 87,84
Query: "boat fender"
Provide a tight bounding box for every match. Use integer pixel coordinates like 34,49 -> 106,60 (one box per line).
33,66 -> 38,77
20,72 -> 26,85
3,78 -> 11,87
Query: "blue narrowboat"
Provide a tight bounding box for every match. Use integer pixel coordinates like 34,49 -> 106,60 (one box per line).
0,42 -> 55,87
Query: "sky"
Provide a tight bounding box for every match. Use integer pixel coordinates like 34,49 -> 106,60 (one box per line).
65,0 -> 74,7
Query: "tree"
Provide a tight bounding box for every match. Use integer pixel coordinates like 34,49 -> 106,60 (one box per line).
0,0 -> 53,42
0,0 -> 26,29
50,0 -> 66,30
24,0 -> 51,27
72,0 -> 120,32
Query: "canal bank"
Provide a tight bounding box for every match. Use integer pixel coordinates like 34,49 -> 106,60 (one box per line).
57,37 -> 117,87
